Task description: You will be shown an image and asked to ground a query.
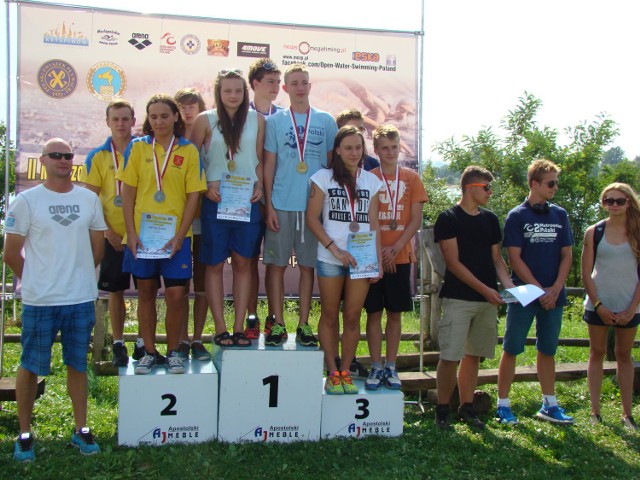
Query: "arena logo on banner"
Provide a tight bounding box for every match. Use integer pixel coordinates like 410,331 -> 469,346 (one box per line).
207,39 -> 230,56
237,42 -> 270,58
43,21 -> 89,46
159,32 -> 177,54
37,59 -> 78,99
86,61 -> 127,103
181,34 -> 201,55
129,33 -> 152,50
97,29 -> 120,46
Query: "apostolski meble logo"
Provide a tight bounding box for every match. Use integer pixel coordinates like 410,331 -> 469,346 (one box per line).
38,59 -> 78,99
254,425 -> 300,441
151,425 -> 200,444
43,21 -> 89,46
129,33 -> 152,50
237,42 -> 270,58
86,61 -> 127,102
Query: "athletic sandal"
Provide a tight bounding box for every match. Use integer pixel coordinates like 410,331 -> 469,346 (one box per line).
213,331 -> 233,347
232,332 -> 252,347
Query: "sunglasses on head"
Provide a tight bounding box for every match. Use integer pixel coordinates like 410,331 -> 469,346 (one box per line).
261,62 -> 278,71
45,152 -> 74,160
466,183 -> 492,192
603,197 -> 628,206
219,68 -> 243,77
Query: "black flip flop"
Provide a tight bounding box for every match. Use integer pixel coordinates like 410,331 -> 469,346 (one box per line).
232,332 -> 252,347
213,331 -> 233,347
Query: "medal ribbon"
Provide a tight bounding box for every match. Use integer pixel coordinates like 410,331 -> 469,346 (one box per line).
152,135 -> 175,194
110,140 -> 122,198
343,170 -> 361,224
289,107 -> 310,168
381,165 -> 400,224
227,147 -> 235,170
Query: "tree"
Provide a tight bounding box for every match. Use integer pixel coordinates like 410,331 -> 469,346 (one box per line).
430,92 -> 619,286
601,146 -> 625,166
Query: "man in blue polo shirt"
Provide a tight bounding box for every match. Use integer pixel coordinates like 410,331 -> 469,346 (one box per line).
496,159 -> 574,425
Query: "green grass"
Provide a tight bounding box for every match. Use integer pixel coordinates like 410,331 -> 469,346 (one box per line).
1,297 -> 640,479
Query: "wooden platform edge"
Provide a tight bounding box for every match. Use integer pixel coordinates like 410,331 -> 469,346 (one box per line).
398,361 -> 640,393
0,377 -> 46,402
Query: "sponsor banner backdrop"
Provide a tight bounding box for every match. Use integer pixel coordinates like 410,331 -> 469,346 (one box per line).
16,2 -> 419,295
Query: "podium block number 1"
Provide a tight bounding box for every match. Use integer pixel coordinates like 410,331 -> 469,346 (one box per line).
263,375 -> 279,407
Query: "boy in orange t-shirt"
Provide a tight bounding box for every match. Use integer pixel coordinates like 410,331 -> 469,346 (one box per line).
364,124 -> 428,390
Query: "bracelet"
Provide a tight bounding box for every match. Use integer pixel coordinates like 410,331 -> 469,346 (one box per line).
325,240 -> 334,249
594,300 -> 602,311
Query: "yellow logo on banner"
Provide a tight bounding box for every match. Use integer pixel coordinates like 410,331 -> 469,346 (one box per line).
86,62 -> 127,102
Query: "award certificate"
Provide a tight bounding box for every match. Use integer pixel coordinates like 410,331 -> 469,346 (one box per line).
137,213 -> 177,259
217,174 -> 252,222
347,231 -> 379,279
499,284 -> 545,306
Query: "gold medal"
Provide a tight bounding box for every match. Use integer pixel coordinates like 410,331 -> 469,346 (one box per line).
296,162 -> 308,174
228,160 -> 237,172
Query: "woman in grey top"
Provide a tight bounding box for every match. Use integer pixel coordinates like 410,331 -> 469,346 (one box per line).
581,182 -> 640,431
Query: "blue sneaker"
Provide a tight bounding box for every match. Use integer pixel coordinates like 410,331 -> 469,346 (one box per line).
536,404 -> 574,425
496,406 -> 519,425
382,366 -> 402,390
13,433 -> 35,462
71,427 -> 101,455
365,367 -> 384,390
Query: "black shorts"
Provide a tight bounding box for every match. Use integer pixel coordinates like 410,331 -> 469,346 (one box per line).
98,240 -> 131,292
364,263 -> 413,313
583,310 -> 640,328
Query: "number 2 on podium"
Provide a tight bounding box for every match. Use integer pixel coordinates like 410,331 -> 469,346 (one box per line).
262,375 -> 279,407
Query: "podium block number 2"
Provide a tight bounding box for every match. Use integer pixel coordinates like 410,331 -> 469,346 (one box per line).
262,375 -> 279,408
161,393 -> 178,416
355,398 -> 369,419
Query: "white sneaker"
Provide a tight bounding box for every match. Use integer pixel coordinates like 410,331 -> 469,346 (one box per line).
365,367 -> 384,390
167,350 -> 185,374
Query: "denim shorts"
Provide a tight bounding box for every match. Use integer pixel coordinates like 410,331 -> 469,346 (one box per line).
200,197 -> 264,265
21,301 -> 96,375
503,302 -> 563,356
316,260 -> 350,278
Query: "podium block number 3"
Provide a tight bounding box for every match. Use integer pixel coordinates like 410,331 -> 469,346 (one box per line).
161,393 -> 178,416
355,399 -> 369,419
262,375 -> 279,408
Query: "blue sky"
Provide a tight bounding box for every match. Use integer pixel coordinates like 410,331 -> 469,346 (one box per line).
3,0 -> 640,162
